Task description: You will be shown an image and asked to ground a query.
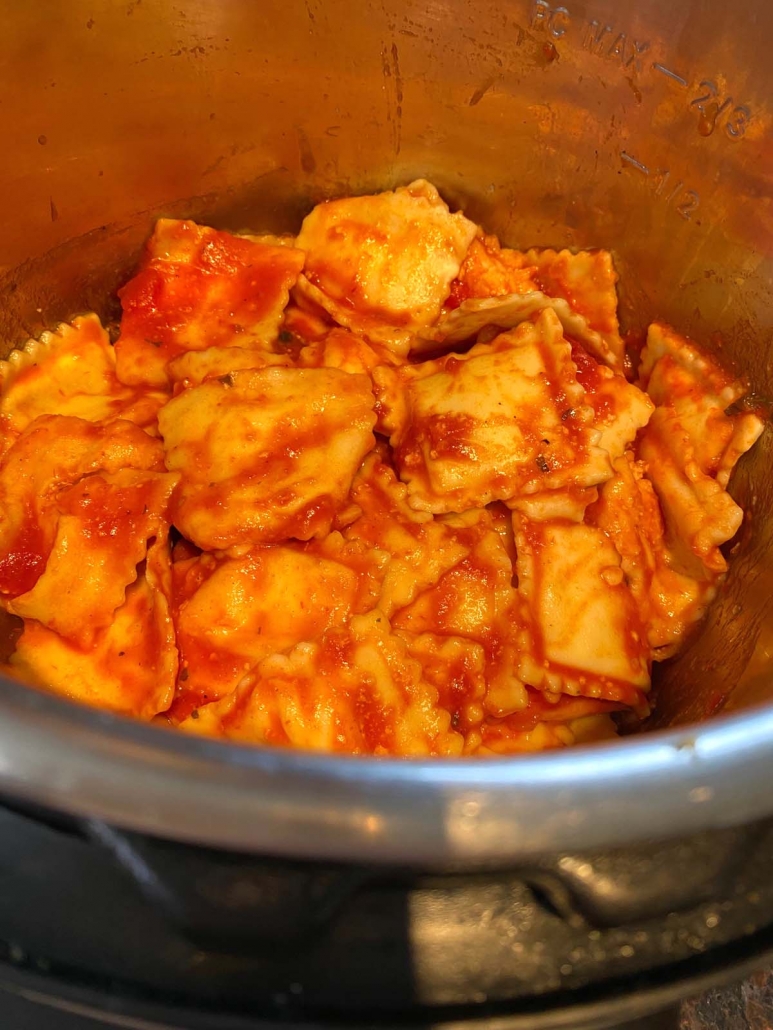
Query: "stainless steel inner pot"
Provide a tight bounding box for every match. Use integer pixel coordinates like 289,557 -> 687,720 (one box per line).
0,0 -> 771,865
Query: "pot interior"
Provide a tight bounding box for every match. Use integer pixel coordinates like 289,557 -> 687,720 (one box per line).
0,0 -> 771,734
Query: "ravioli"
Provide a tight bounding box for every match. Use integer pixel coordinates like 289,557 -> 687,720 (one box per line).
419,291 -> 615,367
637,323 -> 763,580
180,612 -> 463,756
158,366 -> 376,550
375,309 -> 611,514
166,344 -> 293,388
453,236 -> 624,369
295,179 -> 477,349
170,537 -> 386,717
7,469 -> 178,647
114,219 -> 305,388
0,314 -> 164,437
0,180 -> 762,756
397,632 -> 487,746
453,234 -> 538,301
587,453 -> 711,656
393,507 -> 526,717
0,415 -> 165,599
523,248 -> 625,370
571,340 -> 654,459
478,693 -> 622,754
513,516 -> 651,708
343,453 -> 470,614
393,508 -> 516,645
299,327 -> 403,377
10,541 -> 177,720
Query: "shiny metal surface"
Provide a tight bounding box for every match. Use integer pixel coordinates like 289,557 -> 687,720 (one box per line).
1,678 -> 773,862
0,0 -> 771,859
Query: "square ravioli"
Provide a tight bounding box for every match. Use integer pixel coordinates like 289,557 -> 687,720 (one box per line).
0,314 -> 164,438
295,179 -> 477,346
419,290 -> 616,367
299,327 -> 404,377
452,234 -> 538,301
523,248 -> 624,370
10,541 -> 177,720
343,452 -> 470,614
570,340 -> 653,460
391,507 -> 526,717
0,415 -> 165,600
170,537 -> 387,718
639,322 -> 764,487
374,308 -> 612,514
392,509 -> 516,643
636,323 -> 763,579
454,237 -> 624,370
158,366 -> 376,550
396,632 -> 487,745
114,219 -> 305,389
477,693 -> 622,755
179,612 -> 463,756
587,453 -> 713,656
513,516 -> 650,707
8,469 -> 178,647
420,290 -> 614,366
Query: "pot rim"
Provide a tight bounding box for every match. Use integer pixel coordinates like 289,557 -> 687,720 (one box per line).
0,674 -> 770,863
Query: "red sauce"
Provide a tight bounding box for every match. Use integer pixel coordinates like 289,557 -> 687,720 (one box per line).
115,222 -> 305,385
570,338 -> 616,421
445,278 -> 469,309
0,509 -> 50,597
570,338 -> 603,393
57,473 -> 166,542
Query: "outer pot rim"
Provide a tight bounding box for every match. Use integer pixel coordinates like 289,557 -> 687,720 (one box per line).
0,675 -> 770,863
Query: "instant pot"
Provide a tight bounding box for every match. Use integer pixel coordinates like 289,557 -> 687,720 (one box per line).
0,0 -> 772,1026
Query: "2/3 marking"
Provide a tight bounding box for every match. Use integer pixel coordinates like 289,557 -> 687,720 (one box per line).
528,0 -> 754,141
689,80 -> 751,138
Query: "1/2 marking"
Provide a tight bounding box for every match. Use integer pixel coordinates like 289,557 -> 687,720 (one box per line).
620,152 -> 700,220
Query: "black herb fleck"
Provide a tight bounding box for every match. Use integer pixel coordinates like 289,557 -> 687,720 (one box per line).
536,454 -> 550,473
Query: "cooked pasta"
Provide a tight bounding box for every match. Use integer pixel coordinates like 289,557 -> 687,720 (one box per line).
0,180 -> 764,755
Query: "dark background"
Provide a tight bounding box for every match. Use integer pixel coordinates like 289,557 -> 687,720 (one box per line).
3,972 -> 773,1030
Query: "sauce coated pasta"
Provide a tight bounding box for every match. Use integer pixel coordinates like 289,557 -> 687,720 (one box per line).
0,181 -> 763,755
